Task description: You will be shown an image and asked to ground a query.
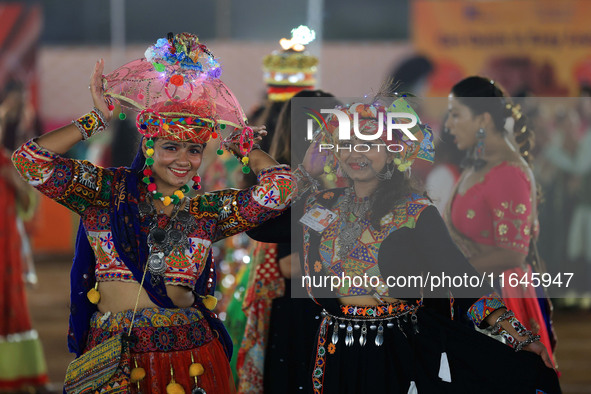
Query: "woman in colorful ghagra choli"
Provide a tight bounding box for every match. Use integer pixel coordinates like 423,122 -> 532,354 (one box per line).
444,76 -> 557,366
293,95 -> 559,393
12,33 -> 294,393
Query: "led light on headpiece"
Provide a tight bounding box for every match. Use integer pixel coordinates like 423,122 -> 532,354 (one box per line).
102,32 -> 259,186
263,25 -> 318,102
103,32 -> 248,145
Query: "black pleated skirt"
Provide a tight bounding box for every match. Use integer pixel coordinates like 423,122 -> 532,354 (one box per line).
314,300 -> 561,394
264,280 -> 325,394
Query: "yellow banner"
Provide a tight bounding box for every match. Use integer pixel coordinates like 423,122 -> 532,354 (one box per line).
412,0 -> 591,96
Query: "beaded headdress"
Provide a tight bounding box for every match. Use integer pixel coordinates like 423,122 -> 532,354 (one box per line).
103,33 -> 254,205
263,26 -> 318,102
104,32 -> 248,145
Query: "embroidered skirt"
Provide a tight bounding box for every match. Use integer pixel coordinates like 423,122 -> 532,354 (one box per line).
311,299 -> 560,394
84,307 -> 235,393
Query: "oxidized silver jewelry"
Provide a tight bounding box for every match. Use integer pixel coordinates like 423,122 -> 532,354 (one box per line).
376,161 -> 395,180
462,127 -> 487,170
489,310 -> 515,335
345,322 -> 354,347
139,196 -> 196,284
514,333 -> 541,352
359,323 -> 367,346
375,323 -> 384,346
336,188 -> 371,260
322,306 -> 419,348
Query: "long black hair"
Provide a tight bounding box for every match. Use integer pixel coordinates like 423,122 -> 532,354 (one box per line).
368,168 -> 420,229
450,76 -> 534,165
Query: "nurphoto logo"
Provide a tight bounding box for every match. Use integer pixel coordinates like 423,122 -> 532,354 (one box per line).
305,106 -> 418,152
307,108 -> 417,141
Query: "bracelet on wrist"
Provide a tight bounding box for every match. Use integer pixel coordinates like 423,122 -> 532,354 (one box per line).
514,334 -> 541,352
222,128 -> 263,174
490,310 -> 514,335
498,323 -> 538,351
508,316 -> 532,337
72,107 -> 109,140
297,164 -> 319,189
292,164 -> 320,202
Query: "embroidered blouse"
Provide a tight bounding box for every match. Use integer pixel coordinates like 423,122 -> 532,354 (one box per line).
450,162 -> 536,256
309,191 -> 432,297
300,189 -> 506,327
12,139 -> 294,288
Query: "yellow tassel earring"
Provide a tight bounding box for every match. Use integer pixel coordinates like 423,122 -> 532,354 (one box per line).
324,164 -> 336,182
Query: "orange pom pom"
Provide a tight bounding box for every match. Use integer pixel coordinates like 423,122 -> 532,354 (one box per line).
87,283 -> 100,304
166,381 -> 185,394
130,367 -> 146,383
201,295 -> 217,310
189,363 -> 204,377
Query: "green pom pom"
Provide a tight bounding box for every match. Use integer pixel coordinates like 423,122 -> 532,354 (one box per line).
180,184 -> 190,193
219,124 -> 226,130
217,149 -> 224,155
142,176 -> 151,184
146,157 -> 154,166
242,166 -> 251,174
119,112 -> 127,120
146,139 -> 155,147
153,192 -> 163,199
153,63 -> 166,72
171,194 -> 180,204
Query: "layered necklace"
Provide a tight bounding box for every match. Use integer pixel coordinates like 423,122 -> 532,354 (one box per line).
336,187 -> 371,260
139,195 -> 197,284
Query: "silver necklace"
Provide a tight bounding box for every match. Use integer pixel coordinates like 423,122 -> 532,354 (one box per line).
336,187 -> 371,260
139,196 -> 196,284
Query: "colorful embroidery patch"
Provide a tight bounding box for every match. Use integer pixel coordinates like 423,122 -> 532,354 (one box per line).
467,293 -> 506,326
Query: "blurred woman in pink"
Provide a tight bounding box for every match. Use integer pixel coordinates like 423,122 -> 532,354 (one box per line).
445,76 -> 556,366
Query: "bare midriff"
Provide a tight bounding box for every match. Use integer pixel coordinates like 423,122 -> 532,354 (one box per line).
338,295 -> 404,306
97,281 -> 195,314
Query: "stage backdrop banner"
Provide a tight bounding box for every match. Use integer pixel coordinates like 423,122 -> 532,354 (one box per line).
412,0 -> 591,96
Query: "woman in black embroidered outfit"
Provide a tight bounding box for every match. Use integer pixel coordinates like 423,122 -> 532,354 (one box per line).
12,33 -> 294,393
283,95 -> 560,393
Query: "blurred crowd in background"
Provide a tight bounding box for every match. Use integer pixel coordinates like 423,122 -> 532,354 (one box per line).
2,0 -> 591,392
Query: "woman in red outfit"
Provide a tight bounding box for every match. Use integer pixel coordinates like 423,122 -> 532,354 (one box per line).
444,76 -> 556,366
0,148 -> 49,391
0,82 -> 49,392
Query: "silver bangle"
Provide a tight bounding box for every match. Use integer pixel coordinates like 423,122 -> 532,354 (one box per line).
297,164 -> 319,189
490,310 -> 514,335
515,334 -> 541,352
